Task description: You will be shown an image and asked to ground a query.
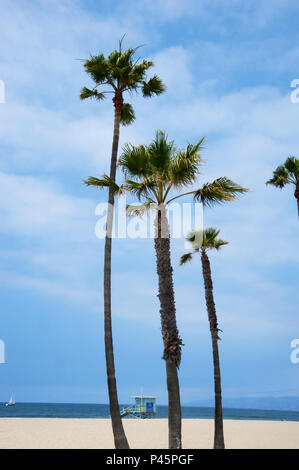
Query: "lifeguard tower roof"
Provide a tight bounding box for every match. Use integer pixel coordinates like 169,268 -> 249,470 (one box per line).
131,395 -> 156,399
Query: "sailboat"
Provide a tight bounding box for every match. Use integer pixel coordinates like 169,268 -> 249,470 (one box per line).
5,394 -> 15,406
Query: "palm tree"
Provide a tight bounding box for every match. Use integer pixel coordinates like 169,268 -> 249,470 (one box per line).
81,39 -> 165,449
85,130 -> 248,448
266,156 -> 299,218
180,228 -> 228,449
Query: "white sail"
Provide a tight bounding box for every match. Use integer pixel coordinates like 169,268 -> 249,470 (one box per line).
8,395 -> 15,404
5,393 -> 15,406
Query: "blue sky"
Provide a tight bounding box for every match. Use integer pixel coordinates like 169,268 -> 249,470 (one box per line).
0,0 -> 298,405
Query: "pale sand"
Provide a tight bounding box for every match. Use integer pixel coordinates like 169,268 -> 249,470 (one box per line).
0,418 -> 298,449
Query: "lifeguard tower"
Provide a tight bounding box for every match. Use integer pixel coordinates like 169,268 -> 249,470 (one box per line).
120,395 -> 157,419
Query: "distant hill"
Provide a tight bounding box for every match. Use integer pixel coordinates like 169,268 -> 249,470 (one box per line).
183,396 -> 299,411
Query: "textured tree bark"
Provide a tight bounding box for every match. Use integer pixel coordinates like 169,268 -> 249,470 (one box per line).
154,204 -> 182,449
104,92 -> 129,449
201,250 -> 225,449
294,183 -> 299,219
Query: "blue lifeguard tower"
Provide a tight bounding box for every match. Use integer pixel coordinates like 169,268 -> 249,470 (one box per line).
120,394 -> 157,419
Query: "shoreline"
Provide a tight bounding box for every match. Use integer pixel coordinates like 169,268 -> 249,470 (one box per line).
0,418 -> 299,449
1,416 -> 298,422
1,403 -> 299,422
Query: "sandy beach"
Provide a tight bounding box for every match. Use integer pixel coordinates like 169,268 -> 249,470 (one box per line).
0,418 -> 298,449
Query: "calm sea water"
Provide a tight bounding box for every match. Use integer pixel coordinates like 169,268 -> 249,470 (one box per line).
1,403 -> 299,421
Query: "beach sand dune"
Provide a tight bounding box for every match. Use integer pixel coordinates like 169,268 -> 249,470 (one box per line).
0,418 -> 298,449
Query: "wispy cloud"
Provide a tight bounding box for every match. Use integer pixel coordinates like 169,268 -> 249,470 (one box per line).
0,269 -> 99,308
0,172 -> 94,237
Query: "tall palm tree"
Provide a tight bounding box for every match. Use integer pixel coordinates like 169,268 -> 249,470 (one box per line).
85,130 -> 248,448
266,156 -> 299,218
81,40 -> 165,449
180,228 -> 228,449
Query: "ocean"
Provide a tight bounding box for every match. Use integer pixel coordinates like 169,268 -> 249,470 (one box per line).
1,403 -> 299,421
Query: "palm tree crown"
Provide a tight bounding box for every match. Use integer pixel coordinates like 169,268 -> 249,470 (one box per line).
267,156 -> 299,218
80,39 -> 165,124
85,130 -> 248,208
180,228 -> 228,264
266,156 -> 299,188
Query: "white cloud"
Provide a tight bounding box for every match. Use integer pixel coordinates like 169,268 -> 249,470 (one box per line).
153,46 -> 194,98
0,269 -> 99,308
0,171 -> 102,308
0,102 -> 115,172
0,171 -> 94,237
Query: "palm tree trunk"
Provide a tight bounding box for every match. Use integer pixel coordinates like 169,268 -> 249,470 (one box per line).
295,184 -> 299,219
104,92 -> 129,449
154,204 -> 182,449
201,250 -> 225,449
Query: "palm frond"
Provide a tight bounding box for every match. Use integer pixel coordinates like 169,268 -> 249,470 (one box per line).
80,87 -> 105,101
203,227 -> 220,241
124,178 -> 157,201
107,49 -> 121,66
118,143 -> 150,178
83,54 -> 110,85
194,177 -> 248,206
185,230 -> 203,249
147,130 -> 175,171
266,165 -> 291,188
180,252 -> 193,265
125,60 -> 154,87
214,239 -> 229,250
142,75 -> 166,97
168,137 -> 205,187
120,103 -> 136,126
284,156 -> 297,174
84,174 -> 121,195
203,228 -> 228,250
126,200 -> 153,218
284,156 -> 299,181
